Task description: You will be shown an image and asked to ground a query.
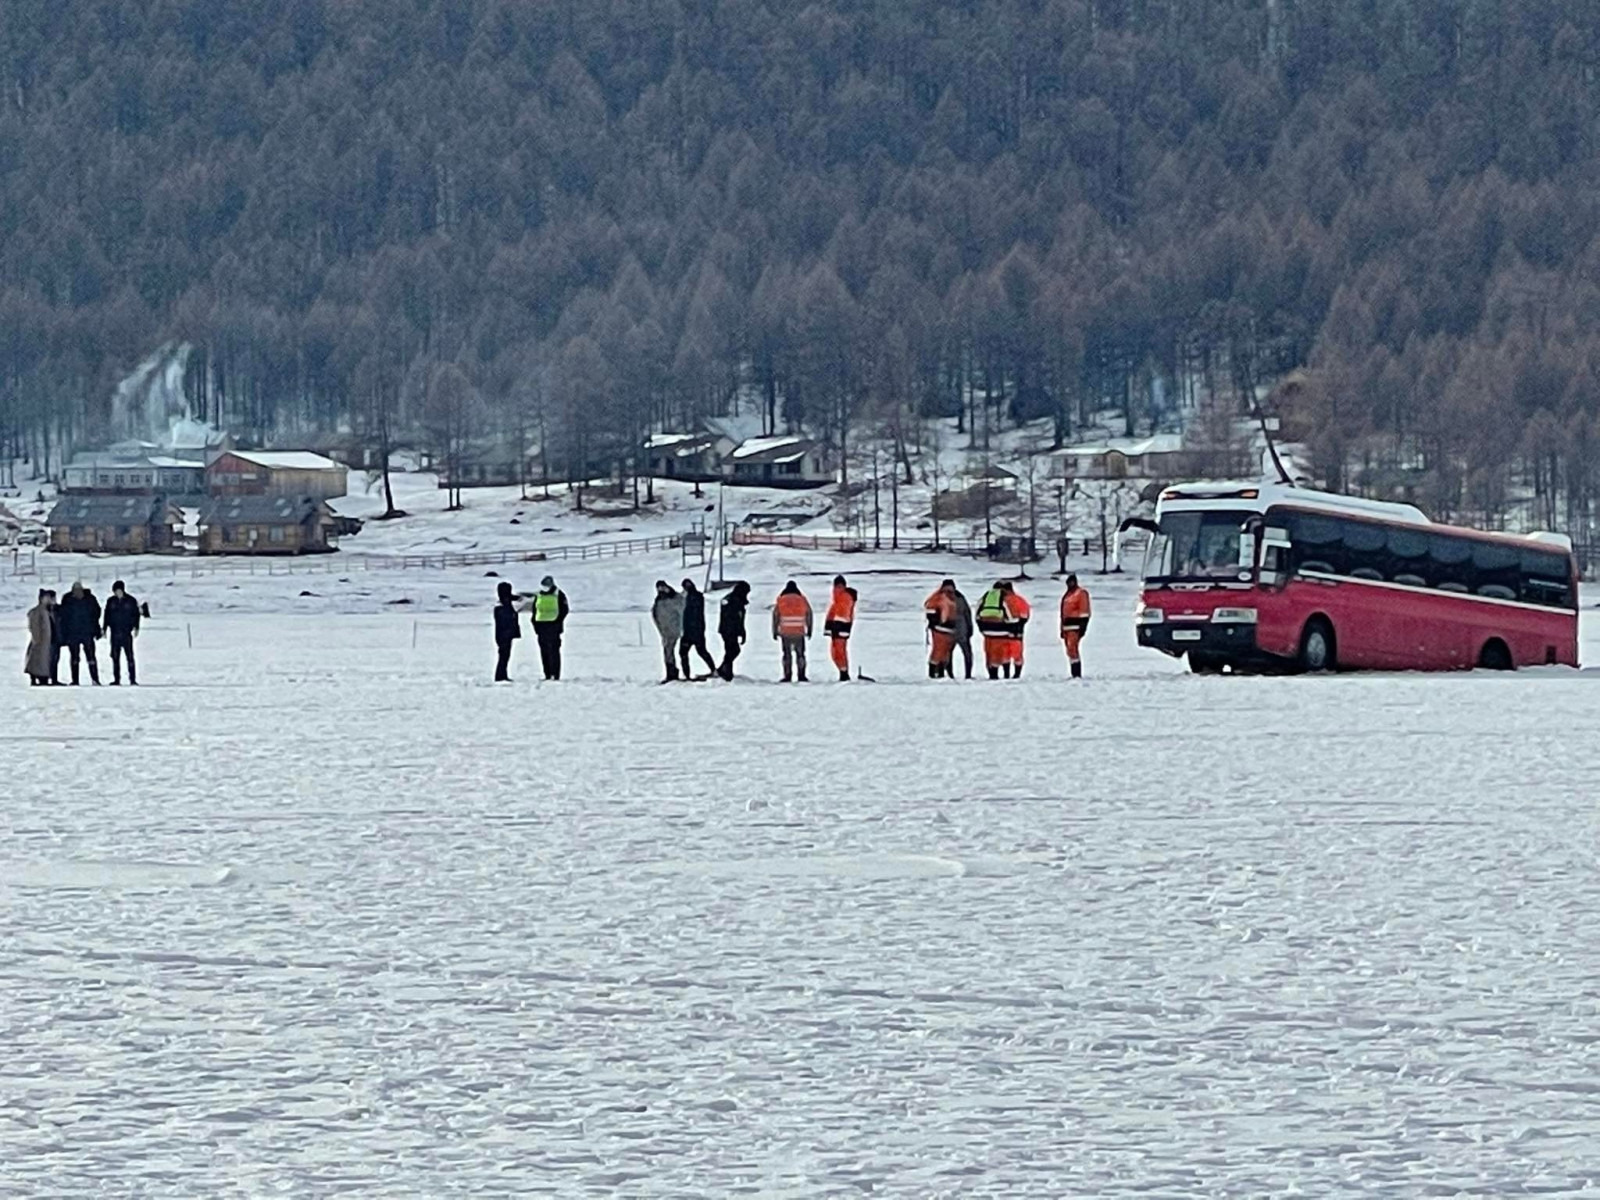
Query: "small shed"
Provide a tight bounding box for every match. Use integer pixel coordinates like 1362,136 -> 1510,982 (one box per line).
46,496 -> 182,554
198,496 -> 337,555
207,450 -> 349,500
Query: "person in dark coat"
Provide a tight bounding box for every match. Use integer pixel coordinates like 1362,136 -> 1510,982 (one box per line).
951,586 -> 975,680
716,580 -> 751,680
651,581 -> 684,681
102,580 -> 142,685
58,581 -> 102,686
678,578 -> 718,679
531,575 -> 569,680
24,590 -> 53,685
493,581 -> 521,682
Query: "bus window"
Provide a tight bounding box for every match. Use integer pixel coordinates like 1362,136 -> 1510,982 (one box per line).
1341,520 -> 1387,578
1428,533 -> 1473,593
1521,548 -> 1575,608
1284,512 -> 1343,575
1145,510 -> 1256,581
1471,540 -> 1520,599
1387,527 -> 1430,586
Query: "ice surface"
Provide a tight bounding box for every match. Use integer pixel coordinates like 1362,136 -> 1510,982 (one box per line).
5,537 -> 1600,1196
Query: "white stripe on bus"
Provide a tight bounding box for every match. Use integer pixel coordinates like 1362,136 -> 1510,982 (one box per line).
1295,570 -> 1574,615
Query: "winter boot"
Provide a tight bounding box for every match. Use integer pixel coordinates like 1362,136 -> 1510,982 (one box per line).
1071,661 -> 1082,679
1013,663 -> 1023,679
839,669 -> 850,682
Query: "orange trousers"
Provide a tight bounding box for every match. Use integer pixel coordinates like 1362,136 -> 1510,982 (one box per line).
983,636 -> 1009,670
1063,630 -> 1082,663
929,630 -> 955,669
829,635 -> 850,672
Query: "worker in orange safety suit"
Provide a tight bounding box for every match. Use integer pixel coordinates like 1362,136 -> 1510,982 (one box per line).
771,580 -> 814,682
923,579 -> 960,679
976,581 -> 1030,679
1060,574 -> 1092,678
824,575 -> 858,681
1001,581 -> 1031,678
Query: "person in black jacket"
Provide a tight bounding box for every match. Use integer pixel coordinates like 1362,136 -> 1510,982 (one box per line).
102,580 -> 142,686
678,578 -> 718,680
716,580 -> 751,680
530,575 -> 569,680
58,581 -> 102,686
493,581 -> 521,681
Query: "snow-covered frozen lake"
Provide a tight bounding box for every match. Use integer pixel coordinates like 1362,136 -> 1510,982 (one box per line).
5,549 -> 1600,1196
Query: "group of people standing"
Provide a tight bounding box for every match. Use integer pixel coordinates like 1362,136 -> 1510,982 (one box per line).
924,574 -> 1091,680
642,572 -> 1091,684
492,575 -> 571,682
492,571 -> 1093,684
24,580 -> 144,686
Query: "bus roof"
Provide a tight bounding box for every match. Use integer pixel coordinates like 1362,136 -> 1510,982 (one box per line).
1159,481 -> 1574,554
1158,482 -> 1430,525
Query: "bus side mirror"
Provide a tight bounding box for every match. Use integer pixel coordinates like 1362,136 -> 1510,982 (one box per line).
1259,528 -> 1291,587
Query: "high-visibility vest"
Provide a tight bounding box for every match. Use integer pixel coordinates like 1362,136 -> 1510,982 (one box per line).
775,592 -> 810,637
977,588 -> 1008,623
534,591 -> 562,623
1060,588 -> 1091,632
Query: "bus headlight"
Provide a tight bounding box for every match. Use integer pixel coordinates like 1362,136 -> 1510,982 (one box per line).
1136,605 -> 1165,625
1211,607 -> 1258,623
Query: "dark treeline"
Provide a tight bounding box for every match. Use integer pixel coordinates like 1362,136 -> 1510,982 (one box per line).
3,1 -> 1600,527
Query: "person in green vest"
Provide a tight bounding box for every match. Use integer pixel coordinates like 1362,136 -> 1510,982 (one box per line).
531,575 -> 570,680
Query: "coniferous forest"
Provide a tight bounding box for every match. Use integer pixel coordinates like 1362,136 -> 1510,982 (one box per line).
5,1 -> 1600,528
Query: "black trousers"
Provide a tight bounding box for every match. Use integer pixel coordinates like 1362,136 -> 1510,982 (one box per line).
535,627 -> 562,679
718,633 -> 742,679
111,633 -> 136,684
68,640 -> 99,685
679,634 -> 716,677
494,640 -> 514,681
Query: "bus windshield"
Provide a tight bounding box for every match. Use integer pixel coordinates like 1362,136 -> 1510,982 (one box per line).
1145,510 -> 1254,582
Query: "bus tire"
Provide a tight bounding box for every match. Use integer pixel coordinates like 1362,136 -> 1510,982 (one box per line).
1189,652 -> 1225,675
1478,639 -> 1514,671
1299,619 -> 1336,673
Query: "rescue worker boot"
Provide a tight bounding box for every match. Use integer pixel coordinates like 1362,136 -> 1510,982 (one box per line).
838,669 -> 850,682
988,666 -> 1000,680
1013,663 -> 1023,679
1071,661 -> 1082,679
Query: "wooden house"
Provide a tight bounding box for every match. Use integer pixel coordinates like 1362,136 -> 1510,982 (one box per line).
198,496 -> 337,555
45,496 -> 182,554
725,435 -> 835,488
206,450 -> 349,500
644,432 -> 721,482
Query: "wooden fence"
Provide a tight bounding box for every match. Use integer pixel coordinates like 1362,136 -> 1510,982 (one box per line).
12,534 -> 683,585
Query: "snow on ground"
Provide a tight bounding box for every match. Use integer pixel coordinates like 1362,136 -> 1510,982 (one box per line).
6,496 -> 1600,1194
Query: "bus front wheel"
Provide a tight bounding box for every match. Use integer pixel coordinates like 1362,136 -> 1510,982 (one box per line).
1189,652 -> 1226,675
1299,620 -> 1337,673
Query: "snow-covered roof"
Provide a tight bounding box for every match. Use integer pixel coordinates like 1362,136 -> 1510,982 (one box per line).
147,456 -> 204,470
227,450 -> 346,472
46,496 -> 180,526
647,432 -> 715,457
1158,482 -> 1431,526
1054,434 -> 1186,458
731,435 -> 811,462
199,495 -> 328,524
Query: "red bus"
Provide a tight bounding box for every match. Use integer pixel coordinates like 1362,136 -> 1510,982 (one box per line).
1127,483 -> 1579,673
